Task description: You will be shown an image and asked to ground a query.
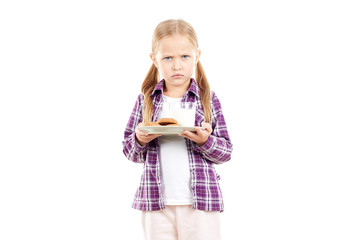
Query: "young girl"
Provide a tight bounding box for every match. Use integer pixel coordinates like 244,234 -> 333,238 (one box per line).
122,19 -> 232,240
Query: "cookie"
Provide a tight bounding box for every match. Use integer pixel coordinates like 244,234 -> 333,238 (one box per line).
157,118 -> 178,125
143,122 -> 161,126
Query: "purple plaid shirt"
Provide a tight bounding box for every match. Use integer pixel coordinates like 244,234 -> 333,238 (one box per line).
122,79 -> 232,212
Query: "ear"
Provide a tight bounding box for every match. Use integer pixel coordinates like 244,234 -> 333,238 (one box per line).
150,53 -> 158,68
195,49 -> 201,65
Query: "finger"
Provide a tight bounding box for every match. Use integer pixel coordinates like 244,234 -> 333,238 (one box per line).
179,130 -> 197,141
136,130 -> 149,136
138,134 -> 161,144
145,134 -> 162,141
182,130 -> 197,137
201,122 -> 210,129
201,122 -> 212,133
195,127 -> 205,134
149,134 -> 162,138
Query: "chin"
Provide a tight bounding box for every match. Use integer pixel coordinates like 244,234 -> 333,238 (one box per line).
167,77 -> 191,83
171,81 -> 189,88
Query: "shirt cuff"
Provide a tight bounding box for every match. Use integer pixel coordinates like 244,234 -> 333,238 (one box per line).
193,134 -> 215,153
133,133 -> 149,152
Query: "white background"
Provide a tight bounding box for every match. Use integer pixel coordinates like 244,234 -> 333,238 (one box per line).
1,0 -> 359,239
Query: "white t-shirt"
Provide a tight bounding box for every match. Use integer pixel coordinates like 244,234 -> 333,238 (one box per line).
157,95 -> 193,205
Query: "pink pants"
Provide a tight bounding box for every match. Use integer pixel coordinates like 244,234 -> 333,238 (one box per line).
142,205 -> 221,240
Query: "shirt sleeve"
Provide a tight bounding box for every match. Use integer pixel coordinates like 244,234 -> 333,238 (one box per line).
122,94 -> 148,163
192,92 -> 233,164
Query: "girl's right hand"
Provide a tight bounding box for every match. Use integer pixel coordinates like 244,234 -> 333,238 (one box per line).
135,123 -> 162,146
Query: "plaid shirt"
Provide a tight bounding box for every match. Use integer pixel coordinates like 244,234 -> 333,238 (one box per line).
122,79 -> 232,212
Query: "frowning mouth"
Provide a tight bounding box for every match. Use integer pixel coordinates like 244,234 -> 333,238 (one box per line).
171,74 -> 184,77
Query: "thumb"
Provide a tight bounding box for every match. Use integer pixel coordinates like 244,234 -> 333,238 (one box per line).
201,122 -> 212,132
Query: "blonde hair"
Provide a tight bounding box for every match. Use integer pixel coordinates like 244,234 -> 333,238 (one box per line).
141,19 -> 211,123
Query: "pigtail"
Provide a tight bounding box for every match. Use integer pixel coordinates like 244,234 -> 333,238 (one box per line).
196,61 -> 211,123
141,64 -> 159,123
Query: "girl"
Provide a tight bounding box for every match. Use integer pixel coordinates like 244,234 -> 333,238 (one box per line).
122,19 -> 232,240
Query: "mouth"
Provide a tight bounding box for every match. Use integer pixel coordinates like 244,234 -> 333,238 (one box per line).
171,74 -> 184,77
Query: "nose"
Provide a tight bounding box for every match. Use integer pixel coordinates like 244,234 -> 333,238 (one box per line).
172,59 -> 182,71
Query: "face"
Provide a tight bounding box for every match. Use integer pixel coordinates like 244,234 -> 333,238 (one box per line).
151,34 -> 201,90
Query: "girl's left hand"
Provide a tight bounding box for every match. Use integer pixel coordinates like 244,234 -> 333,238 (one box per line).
179,122 -> 212,146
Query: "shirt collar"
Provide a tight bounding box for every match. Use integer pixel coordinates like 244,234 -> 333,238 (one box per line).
151,78 -> 200,98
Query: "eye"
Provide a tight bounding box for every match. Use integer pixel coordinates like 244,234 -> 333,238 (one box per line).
164,56 -> 172,61
182,55 -> 190,60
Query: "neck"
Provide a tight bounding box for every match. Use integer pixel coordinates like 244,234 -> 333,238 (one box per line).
163,80 -> 191,98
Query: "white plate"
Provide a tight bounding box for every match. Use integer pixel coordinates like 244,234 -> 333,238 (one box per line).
138,126 -> 205,135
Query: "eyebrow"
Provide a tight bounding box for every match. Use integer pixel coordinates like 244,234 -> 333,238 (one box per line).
161,53 -> 192,56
